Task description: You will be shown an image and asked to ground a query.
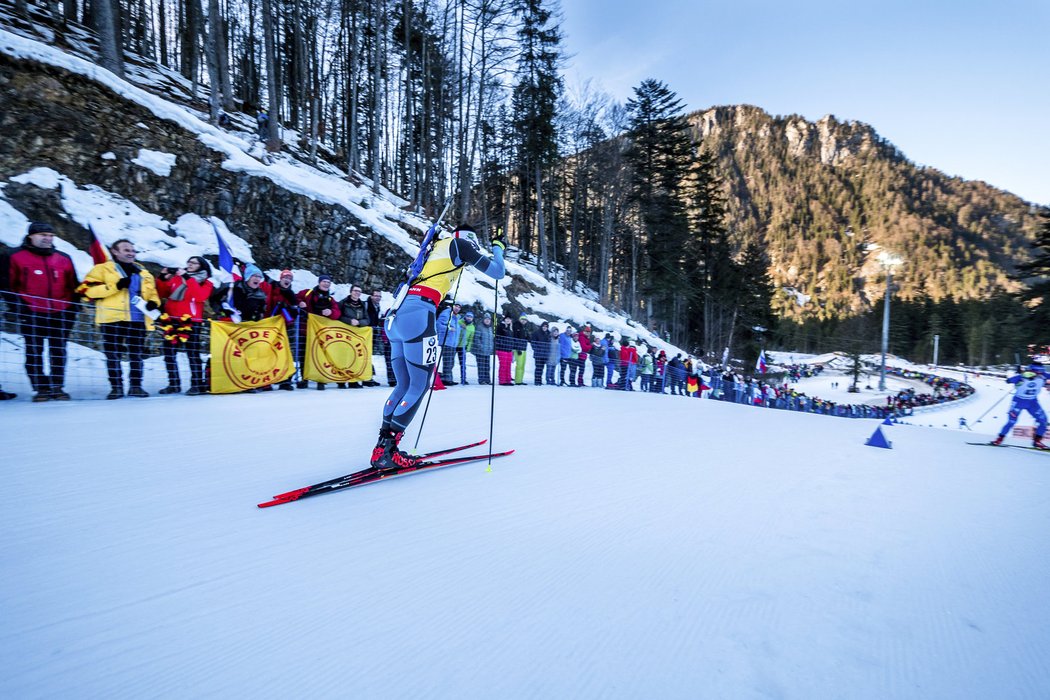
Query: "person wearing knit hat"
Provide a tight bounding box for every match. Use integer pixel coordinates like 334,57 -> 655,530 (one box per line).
8,221 -> 79,400
229,262 -> 268,325
471,312 -> 495,385
546,325 -> 561,385
372,222 -> 506,472
455,310 -> 476,384
266,269 -> 300,390
294,273 -> 341,390
529,320 -> 551,385
511,314 -> 530,385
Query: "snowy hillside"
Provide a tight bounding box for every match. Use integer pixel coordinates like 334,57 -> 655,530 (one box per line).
0,27 -> 669,352
3,372 -> 1050,698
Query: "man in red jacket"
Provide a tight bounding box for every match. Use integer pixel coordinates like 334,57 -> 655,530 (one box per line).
5,222 -> 79,401
619,340 -> 639,391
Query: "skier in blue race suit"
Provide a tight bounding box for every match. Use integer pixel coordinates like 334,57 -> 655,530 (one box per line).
991,361 -> 1048,449
370,225 -> 506,471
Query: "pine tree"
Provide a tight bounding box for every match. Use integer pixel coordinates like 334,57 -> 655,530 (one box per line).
625,79 -> 695,338
1015,208 -> 1050,344
511,0 -> 562,277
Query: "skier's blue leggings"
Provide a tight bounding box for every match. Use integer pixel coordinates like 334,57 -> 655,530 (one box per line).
382,297 -> 439,432
1000,398 -> 1048,437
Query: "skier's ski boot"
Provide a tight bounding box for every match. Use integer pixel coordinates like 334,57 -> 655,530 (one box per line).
1033,435 -> 1048,451
370,428 -> 420,472
990,435 -> 1005,446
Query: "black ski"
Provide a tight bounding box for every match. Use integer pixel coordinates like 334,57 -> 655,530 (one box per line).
967,442 -> 1049,453
258,448 -> 514,508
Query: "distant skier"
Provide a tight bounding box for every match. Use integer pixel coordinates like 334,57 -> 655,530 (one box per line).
256,109 -> 269,140
991,362 -> 1048,449
370,225 -> 506,471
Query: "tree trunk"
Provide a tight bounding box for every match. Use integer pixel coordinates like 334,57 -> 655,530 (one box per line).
404,0 -> 416,206
599,194 -> 613,305
181,0 -> 198,84
194,0 -> 221,123
92,0 -> 124,77
348,5 -> 360,172
158,0 -> 169,67
370,0 -> 383,192
535,163 -> 548,280
210,0 -> 234,111
261,0 -> 281,151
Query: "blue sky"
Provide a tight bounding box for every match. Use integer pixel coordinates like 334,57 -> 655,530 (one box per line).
559,0 -> 1049,205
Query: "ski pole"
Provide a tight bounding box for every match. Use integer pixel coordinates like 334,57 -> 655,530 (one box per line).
973,391 -> 1008,425
487,278 -> 499,472
412,271 -> 464,450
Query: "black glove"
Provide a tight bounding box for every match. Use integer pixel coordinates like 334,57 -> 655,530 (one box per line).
116,277 -> 131,290
491,227 -> 506,252
145,300 -> 159,311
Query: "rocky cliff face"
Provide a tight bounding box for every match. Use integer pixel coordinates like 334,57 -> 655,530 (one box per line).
0,51 -> 407,291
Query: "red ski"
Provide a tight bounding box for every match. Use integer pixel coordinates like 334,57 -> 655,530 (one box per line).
258,448 -> 514,508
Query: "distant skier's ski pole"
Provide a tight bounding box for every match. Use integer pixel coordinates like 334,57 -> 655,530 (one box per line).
973,392 -> 1008,425
487,277 -> 499,472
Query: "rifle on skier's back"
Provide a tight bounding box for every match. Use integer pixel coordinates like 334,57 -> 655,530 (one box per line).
387,196 -> 455,317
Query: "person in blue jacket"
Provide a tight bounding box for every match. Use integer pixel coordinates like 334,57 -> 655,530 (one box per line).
558,325 -> 575,386
991,362 -> 1048,449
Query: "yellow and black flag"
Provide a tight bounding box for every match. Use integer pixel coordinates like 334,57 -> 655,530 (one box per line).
209,317 -> 295,393
303,314 -> 374,384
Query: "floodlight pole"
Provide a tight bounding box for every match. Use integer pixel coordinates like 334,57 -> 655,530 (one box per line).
878,259 -> 898,392
881,265 -> 890,392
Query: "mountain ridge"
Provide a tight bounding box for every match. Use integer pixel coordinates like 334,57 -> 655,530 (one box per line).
687,104 -> 1040,321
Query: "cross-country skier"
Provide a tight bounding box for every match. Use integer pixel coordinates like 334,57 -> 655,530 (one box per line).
991,361 -> 1048,449
370,225 -> 506,471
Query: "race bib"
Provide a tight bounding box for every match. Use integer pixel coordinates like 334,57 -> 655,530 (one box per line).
1018,377 -> 1044,400
422,335 -> 439,365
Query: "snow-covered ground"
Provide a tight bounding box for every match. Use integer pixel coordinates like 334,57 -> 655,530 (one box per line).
3,364 -> 1049,698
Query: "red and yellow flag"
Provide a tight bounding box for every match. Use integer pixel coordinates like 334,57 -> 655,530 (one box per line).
209,316 -> 295,393
303,314 -> 373,383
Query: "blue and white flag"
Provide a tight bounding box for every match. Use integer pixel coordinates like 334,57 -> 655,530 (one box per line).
211,220 -> 240,282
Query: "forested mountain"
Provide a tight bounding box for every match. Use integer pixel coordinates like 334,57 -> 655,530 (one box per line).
691,106 -> 1041,322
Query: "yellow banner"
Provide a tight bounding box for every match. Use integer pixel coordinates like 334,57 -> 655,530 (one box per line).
303,314 -> 374,383
209,317 -> 295,393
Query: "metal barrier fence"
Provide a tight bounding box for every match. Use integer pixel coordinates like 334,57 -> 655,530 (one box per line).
0,295 -> 214,400
0,292 -> 418,401
0,294 -> 407,401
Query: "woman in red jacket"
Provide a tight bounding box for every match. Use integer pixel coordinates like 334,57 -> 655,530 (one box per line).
156,256 -> 214,395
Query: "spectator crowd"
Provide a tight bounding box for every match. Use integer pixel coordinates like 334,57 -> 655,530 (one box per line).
1,222 -> 972,420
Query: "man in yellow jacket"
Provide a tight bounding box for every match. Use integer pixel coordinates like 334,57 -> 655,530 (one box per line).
79,239 -> 161,399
